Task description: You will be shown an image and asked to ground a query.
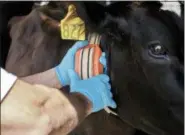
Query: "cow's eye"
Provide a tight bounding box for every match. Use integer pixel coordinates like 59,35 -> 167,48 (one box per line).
151,44 -> 166,55
148,41 -> 168,59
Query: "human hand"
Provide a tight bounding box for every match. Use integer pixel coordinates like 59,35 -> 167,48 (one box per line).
1,80 -> 80,135
68,69 -> 117,113
55,41 -> 88,86
1,80 -> 52,135
99,52 -> 108,73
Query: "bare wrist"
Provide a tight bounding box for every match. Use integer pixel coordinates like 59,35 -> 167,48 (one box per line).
21,68 -> 62,89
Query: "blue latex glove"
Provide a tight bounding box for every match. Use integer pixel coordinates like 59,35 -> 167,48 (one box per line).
99,52 -> 107,73
68,69 -> 117,112
55,41 -> 88,86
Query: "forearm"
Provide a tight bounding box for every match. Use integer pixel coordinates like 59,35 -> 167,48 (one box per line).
1,79 -> 92,135
21,68 -> 62,89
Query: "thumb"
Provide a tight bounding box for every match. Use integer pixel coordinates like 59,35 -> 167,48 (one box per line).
99,52 -> 107,73
68,69 -> 80,84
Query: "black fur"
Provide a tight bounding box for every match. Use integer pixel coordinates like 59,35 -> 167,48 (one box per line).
4,1 -> 184,135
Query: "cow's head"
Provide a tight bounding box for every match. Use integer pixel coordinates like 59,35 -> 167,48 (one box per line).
6,1 -> 184,135
72,1 -> 184,135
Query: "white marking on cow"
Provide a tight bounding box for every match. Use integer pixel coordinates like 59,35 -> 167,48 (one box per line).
34,1 -> 49,7
106,0 -> 111,6
159,0 -> 181,17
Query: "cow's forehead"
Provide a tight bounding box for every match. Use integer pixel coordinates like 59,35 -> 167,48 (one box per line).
105,7 -> 180,54
131,15 -> 176,53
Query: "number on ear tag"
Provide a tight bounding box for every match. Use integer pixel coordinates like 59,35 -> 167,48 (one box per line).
60,4 -> 85,40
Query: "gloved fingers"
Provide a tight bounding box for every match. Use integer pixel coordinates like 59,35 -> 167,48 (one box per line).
99,52 -> 108,73
108,99 -> 117,109
106,83 -> 111,90
68,69 -> 80,84
109,91 -> 113,98
70,40 -> 88,54
99,52 -> 106,66
102,81 -> 111,91
96,74 -> 110,83
105,87 -> 113,100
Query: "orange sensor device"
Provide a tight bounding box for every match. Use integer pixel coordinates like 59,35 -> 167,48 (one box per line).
75,44 -> 104,80
74,33 -> 118,116
75,33 -> 104,80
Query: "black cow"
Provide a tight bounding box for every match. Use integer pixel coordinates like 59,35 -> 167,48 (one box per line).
5,1 -> 184,135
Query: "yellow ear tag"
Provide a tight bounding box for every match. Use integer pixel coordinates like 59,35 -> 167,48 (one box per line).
60,4 -> 85,40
